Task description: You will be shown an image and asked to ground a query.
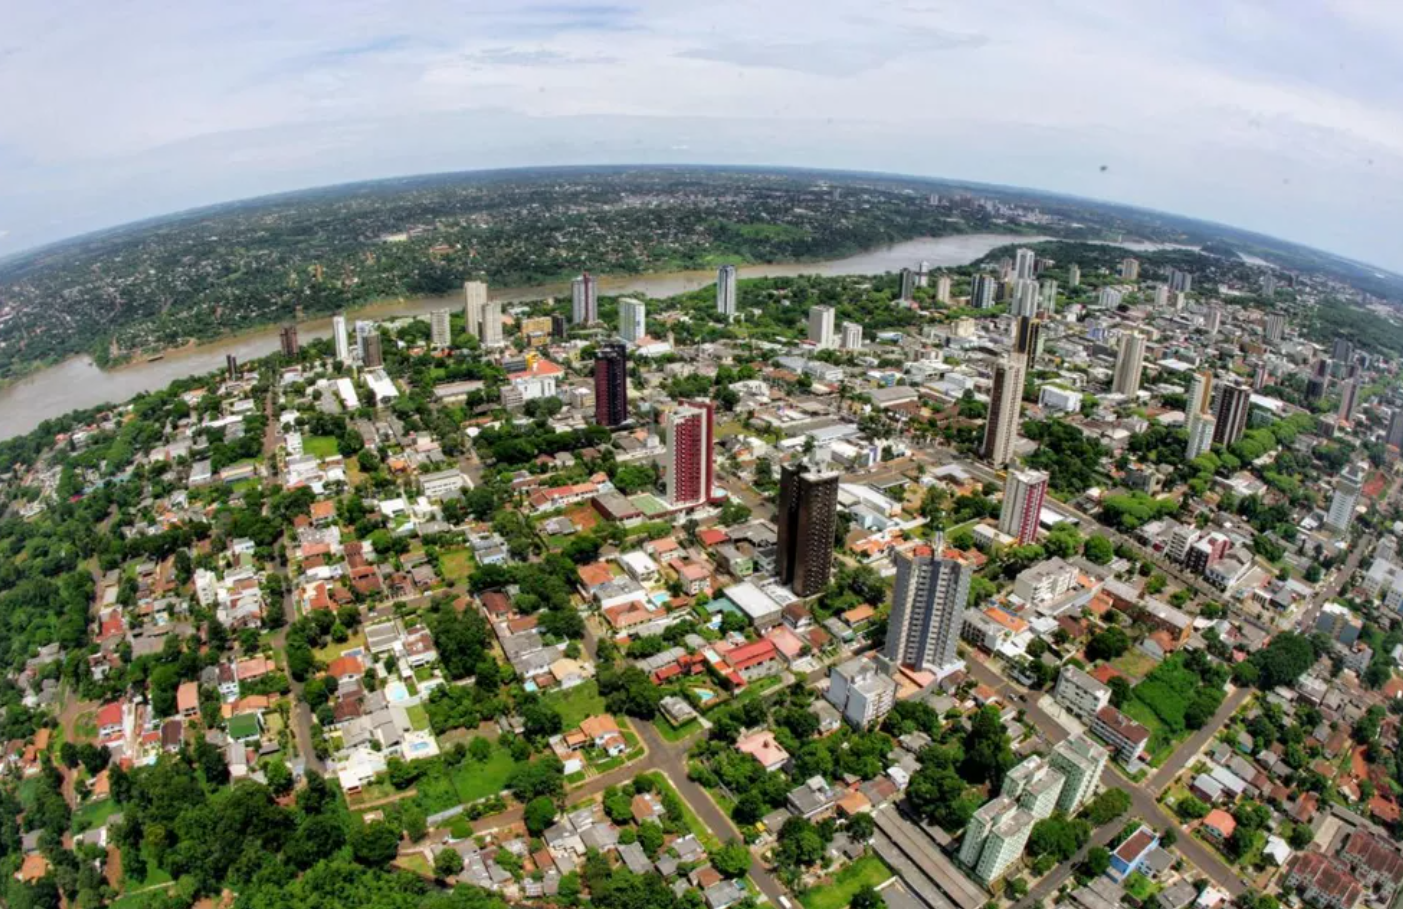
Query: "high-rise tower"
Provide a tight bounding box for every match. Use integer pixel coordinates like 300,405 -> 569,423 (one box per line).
717,265 -> 737,319
572,272 -> 598,325
884,541 -> 971,677
593,342 -> 628,428
776,461 -> 839,598
666,401 -> 716,508
999,470 -> 1049,546
982,358 -> 1026,467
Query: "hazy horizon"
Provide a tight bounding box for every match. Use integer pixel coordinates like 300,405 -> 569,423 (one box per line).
3,2 -> 1402,270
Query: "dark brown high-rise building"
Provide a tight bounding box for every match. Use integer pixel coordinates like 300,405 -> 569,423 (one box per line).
279,323 -> 299,358
1305,359 -> 1329,403
225,354 -> 238,379
1014,316 -> 1041,370
776,461 -> 840,598
1212,382 -> 1251,447
362,332 -> 383,369
594,342 -> 629,428
551,313 -> 567,340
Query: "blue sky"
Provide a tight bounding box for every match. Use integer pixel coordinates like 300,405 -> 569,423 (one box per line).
2,0 -> 1402,270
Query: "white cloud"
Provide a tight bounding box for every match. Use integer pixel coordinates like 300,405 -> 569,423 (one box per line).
0,0 -> 1400,269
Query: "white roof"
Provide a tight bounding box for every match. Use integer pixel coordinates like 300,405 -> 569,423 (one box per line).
724,582 -> 783,621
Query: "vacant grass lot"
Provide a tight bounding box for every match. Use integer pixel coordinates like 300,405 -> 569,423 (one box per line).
800,856 -> 893,909
544,680 -> 607,729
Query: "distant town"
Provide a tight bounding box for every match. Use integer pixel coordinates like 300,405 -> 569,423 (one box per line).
4,184 -> 1403,909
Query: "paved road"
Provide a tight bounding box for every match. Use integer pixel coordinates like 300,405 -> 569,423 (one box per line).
1147,685 -> 1251,795
1012,814 -> 1122,909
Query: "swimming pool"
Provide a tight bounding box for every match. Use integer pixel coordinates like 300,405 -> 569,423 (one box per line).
385,682 -> 410,704
691,688 -> 717,703
650,592 -> 670,607
408,740 -> 433,755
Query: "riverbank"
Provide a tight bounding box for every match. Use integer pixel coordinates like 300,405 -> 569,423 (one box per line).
0,230 -> 1121,439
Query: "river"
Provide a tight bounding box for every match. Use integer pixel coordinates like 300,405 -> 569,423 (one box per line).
0,231 -> 1170,439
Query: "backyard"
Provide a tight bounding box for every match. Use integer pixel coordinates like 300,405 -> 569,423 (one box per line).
439,548 -> 476,583
543,680 -> 607,729
302,435 -> 340,459
800,856 -> 893,909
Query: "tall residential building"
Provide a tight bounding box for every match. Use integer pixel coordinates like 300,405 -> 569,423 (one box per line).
1112,331 -> 1147,397
1187,369 -> 1214,417
970,274 -> 997,309
1264,313 -> 1286,345
480,300 -> 504,348
1153,285 -> 1170,309
430,309 -> 452,349
1049,735 -> 1109,814
935,275 -> 952,304
332,313 -> 350,363
959,797 -> 1034,885
1013,316 -> 1041,370
807,305 -> 836,348
899,268 -> 917,301
1168,268 -> 1193,293
1305,359 -> 1329,403
279,323 -> 299,358
463,280 -> 488,339
716,265 -> 737,319
1387,409 -> 1403,450
1187,414 -> 1216,460
1097,287 -> 1123,308
884,541 -> 970,676
1002,755 -> 1067,821
840,322 -> 863,351
999,470 -> 1048,546
1014,247 -> 1036,280
361,332 -> 383,369
982,358 -> 1026,467
825,657 -> 897,729
776,461 -> 840,598
1119,258 -> 1141,280
354,320 -> 376,362
666,401 -> 715,508
1332,337 -> 1354,364
225,354 -> 239,380
619,298 -> 646,343
1326,464 -> 1365,533
1011,279 -> 1040,318
571,272 -> 598,325
593,342 -> 629,428
550,313 -> 567,340
1039,279 -> 1058,315
1212,382 -> 1252,447
1205,304 -> 1223,334
1338,379 -> 1360,424
1067,263 -> 1081,287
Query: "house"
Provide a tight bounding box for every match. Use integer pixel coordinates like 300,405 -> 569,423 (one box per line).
404,629 -> 438,667
177,681 -> 200,719
96,701 -> 124,739
1201,808 -> 1236,843
736,730 -> 789,772
1337,829 -> 1403,903
723,639 -> 782,683
631,792 -> 665,824
327,655 -> 364,682
578,715 -> 627,757
786,776 -> 841,819
1107,825 -> 1160,881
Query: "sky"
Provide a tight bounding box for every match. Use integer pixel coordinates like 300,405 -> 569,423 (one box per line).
2,0 -> 1403,270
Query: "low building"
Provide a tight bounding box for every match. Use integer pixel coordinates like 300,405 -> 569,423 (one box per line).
1108,825 -> 1160,882
736,730 -> 789,772
1054,664 -> 1111,721
1285,851 -> 1363,909
1090,705 -> 1150,763
825,657 -> 896,729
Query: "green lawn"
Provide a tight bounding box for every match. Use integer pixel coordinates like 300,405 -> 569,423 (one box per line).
800,856 -> 893,909
450,746 -> 519,804
406,704 -> 431,731
396,853 -> 433,877
73,797 -> 120,832
1124,872 -> 1160,902
543,681 -> 607,729
656,719 -> 701,743
303,435 -> 340,459
733,674 -> 782,707
74,710 -> 98,742
1121,697 -> 1178,766
1111,650 -> 1158,681
439,548 -> 476,582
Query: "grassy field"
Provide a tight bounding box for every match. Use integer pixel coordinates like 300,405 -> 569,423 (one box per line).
1122,697 -> 1178,766
303,435 -> 341,458
800,856 -> 893,909
544,681 -> 607,729
1124,872 -> 1160,902
73,710 -> 98,742
395,853 -> 433,877
313,630 -> 366,663
406,704 -> 431,731
733,674 -> 783,707
73,797 -> 120,832
656,719 -> 701,743
439,548 -> 476,582
449,746 -> 519,804
1111,650 -> 1159,680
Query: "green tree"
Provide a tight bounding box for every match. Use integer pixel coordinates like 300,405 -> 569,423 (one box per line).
434,846 -> 464,879
524,796 -> 557,836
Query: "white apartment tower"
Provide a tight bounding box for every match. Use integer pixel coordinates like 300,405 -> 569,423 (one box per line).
808,305 -> 836,348
1186,369 -> 1216,460
1001,755 -> 1067,821
619,298 -> 647,343
571,272 -> 598,325
1067,263 -> 1081,287
429,309 -> 452,349
480,300 -> 504,348
717,265 -> 737,320
1264,313 -> 1286,345
935,275 -> 952,304
1039,279 -> 1058,315
825,657 -> 897,729
999,469 -> 1048,546
332,313 -> 350,363
970,275 -> 997,310
884,542 -> 970,677
1048,735 -> 1109,815
1326,464 -> 1365,533
1112,331 -> 1147,397
1119,257 -> 1141,280
840,322 -> 863,351
1011,279 -> 1040,318
981,357 -> 1026,467
1014,247 -> 1036,280
463,280 -> 488,339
